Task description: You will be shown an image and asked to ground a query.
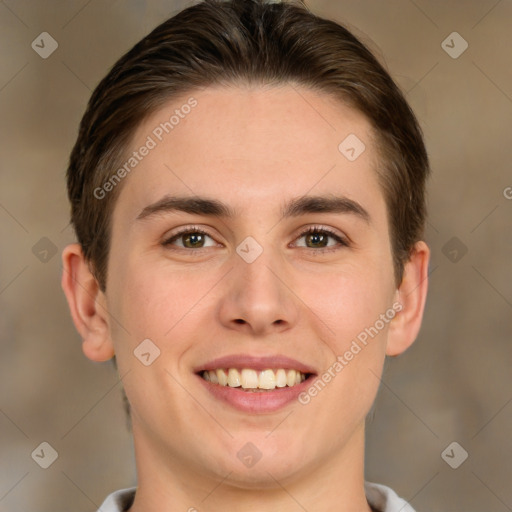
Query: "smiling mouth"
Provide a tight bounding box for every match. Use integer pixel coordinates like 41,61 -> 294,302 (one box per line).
199,368 -> 312,392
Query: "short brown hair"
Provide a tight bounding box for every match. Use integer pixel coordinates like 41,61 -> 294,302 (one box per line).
67,0 -> 429,291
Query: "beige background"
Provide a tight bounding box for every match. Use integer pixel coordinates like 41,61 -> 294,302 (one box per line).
0,1 -> 511,511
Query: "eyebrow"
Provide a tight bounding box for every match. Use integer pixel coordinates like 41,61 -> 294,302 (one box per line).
136,194 -> 370,224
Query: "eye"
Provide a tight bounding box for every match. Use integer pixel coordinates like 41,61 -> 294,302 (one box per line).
162,225 -> 349,254
293,226 -> 349,253
163,226 -> 218,250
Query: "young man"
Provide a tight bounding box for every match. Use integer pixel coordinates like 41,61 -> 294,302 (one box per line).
61,0 -> 430,510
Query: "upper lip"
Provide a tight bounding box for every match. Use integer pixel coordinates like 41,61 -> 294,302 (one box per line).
194,354 -> 317,375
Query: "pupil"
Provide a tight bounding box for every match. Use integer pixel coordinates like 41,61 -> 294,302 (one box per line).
185,233 -> 203,248
307,233 -> 326,248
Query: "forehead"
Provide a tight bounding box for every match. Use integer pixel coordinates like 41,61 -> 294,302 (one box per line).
114,84 -> 384,222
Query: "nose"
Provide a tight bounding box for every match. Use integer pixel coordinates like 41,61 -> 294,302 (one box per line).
217,248 -> 299,337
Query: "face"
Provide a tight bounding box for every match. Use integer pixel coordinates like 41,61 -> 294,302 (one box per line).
102,85 -> 399,487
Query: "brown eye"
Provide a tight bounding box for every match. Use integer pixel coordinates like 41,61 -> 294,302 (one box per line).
294,227 -> 349,252
163,228 -> 217,250
304,231 -> 329,248
181,232 -> 206,248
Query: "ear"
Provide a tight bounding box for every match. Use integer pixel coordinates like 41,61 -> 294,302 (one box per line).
61,243 -> 115,362
386,241 -> 430,356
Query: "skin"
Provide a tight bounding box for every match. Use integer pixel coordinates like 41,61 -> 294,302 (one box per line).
62,84 -> 429,512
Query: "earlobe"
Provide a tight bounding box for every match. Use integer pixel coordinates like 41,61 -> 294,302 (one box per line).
386,241 -> 430,357
61,243 -> 115,362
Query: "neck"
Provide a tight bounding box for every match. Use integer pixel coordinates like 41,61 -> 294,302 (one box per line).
127,422 -> 372,512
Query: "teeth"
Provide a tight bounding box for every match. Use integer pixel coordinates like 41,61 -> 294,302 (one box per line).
227,368 -> 241,387
216,368 -> 228,386
286,369 -> 296,387
241,369 -> 258,389
259,369 -> 276,389
276,369 -> 287,388
201,368 -> 308,390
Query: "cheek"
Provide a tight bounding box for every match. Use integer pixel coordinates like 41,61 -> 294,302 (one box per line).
297,270 -> 394,429
105,261 -> 202,418
309,265 -> 396,347
106,254 -> 223,358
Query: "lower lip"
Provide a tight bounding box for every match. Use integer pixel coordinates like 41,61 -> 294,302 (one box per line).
196,374 -> 315,413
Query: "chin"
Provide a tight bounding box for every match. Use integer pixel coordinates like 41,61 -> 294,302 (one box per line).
218,461 -> 305,490
204,442 -> 310,490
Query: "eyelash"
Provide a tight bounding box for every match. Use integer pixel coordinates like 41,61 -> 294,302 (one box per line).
162,225 -> 349,254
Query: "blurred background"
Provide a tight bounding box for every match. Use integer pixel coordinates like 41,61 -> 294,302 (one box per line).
0,1 -> 511,510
